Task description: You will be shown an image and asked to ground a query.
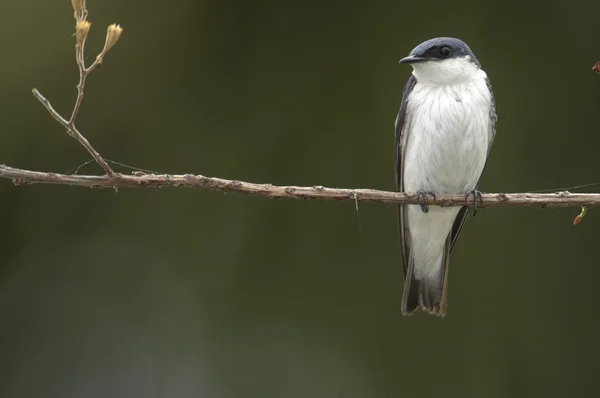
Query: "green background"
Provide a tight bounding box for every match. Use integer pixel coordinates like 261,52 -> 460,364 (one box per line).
1,1 -> 599,397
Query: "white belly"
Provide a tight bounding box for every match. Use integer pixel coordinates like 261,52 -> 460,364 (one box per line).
402,79 -> 493,279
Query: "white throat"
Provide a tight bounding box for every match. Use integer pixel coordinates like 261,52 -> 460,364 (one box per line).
411,56 -> 486,86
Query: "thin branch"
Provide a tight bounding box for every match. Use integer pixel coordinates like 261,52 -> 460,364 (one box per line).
0,164 -> 597,208
69,33 -> 88,125
31,1 -> 117,176
31,88 -> 68,126
32,88 -> 113,176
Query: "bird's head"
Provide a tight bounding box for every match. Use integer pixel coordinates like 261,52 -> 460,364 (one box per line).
399,37 -> 483,85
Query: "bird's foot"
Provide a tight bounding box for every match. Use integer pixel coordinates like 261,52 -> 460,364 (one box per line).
463,189 -> 483,216
416,190 -> 437,213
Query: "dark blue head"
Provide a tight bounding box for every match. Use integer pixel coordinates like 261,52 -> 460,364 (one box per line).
399,37 -> 480,68
399,37 -> 485,85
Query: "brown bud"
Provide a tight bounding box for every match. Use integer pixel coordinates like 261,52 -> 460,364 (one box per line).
75,20 -> 91,48
96,24 -> 123,64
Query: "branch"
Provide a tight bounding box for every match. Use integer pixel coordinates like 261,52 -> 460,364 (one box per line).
32,0 -> 122,176
1,164 -> 597,208
5,1 -> 598,217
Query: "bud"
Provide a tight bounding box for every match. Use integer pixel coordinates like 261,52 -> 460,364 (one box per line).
96,24 -> 123,64
71,0 -> 87,20
75,20 -> 91,48
573,206 -> 587,225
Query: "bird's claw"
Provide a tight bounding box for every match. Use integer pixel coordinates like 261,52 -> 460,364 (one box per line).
464,189 -> 483,216
416,190 -> 437,213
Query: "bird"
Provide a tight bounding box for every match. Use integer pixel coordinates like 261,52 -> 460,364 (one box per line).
395,37 -> 497,317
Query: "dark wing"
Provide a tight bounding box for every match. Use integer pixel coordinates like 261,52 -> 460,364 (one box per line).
395,75 -> 417,275
449,76 -> 497,250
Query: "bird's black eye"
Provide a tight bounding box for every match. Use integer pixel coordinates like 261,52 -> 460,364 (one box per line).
439,46 -> 452,58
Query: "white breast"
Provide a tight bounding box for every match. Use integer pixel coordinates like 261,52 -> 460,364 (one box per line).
402,75 -> 493,194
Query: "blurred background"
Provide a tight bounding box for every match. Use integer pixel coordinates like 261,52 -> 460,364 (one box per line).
1,1 -> 599,397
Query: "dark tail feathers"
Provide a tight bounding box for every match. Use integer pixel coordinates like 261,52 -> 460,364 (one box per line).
401,239 -> 450,317
401,273 -> 446,317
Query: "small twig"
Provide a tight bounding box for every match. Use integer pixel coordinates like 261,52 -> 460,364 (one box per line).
31,88 -> 68,126
32,88 -> 113,175
31,0 -> 121,176
0,164 -> 598,208
69,30 -> 88,125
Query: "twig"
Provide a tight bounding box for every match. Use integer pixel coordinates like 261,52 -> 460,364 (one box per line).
0,164 -> 597,208
31,0 -> 122,176
32,88 -> 113,175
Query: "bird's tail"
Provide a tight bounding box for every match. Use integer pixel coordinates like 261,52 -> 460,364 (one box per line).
401,236 -> 451,317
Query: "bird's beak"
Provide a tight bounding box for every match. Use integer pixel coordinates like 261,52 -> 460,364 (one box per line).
399,55 -> 427,64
